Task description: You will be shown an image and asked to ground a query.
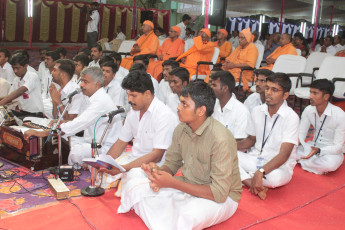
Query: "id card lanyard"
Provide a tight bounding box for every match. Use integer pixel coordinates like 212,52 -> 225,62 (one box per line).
313,114 -> 327,147
260,114 -> 280,155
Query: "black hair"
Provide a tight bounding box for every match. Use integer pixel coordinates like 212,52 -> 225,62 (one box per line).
325,35 -> 334,43
55,59 -> 75,80
0,48 -> 10,58
9,53 -> 29,66
56,47 -> 67,57
107,52 -> 122,63
39,46 -> 50,52
102,61 -> 118,74
254,69 -> 273,77
169,67 -> 190,84
129,63 -> 147,72
310,79 -> 335,98
122,70 -> 154,95
13,49 -> 29,59
78,48 -> 91,57
99,55 -> 114,66
133,54 -> 149,66
180,81 -> 216,117
182,14 -> 191,22
266,72 -> 291,93
90,2 -> 99,7
91,43 -> 102,52
210,71 -> 235,94
46,51 -> 60,61
162,59 -> 179,69
73,53 -> 90,67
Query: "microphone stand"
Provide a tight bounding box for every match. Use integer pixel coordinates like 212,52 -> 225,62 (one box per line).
81,114 -> 116,197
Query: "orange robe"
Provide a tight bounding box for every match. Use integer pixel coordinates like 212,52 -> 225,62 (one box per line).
261,42 -> 297,70
224,43 -> 258,91
147,38 -> 185,81
120,31 -> 159,70
176,36 -> 215,79
213,41 -> 232,63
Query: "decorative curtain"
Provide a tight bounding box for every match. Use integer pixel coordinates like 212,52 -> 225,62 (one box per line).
3,0 -> 170,43
226,17 -> 259,35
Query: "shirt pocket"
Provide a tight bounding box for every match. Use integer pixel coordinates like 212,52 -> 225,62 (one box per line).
191,152 -> 211,182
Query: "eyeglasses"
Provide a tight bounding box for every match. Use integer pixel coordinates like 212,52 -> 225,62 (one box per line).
169,31 -> 177,33
265,87 -> 284,93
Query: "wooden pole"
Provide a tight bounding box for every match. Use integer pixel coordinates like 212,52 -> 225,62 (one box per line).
279,0 -> 285,33
204,0 -> 209,28
312,0 -> 320,51
328,5 -> 334,35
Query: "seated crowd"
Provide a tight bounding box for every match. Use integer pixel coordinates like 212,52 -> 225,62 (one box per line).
0,17 -> 344,230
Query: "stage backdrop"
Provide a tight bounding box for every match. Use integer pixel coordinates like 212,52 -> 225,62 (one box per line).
2,0 -> 170,43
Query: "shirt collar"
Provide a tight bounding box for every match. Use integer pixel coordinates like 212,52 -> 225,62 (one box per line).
89,87 -> 104,103
311,102 -> 332,117
61,80 -> 74,96
261,100 -> 289,118
105,77 -> 116,89
183,116 -> 212,136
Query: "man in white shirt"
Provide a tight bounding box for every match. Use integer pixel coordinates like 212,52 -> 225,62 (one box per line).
333,35 -> 344,53
132,55 -> 160,98
176,14 -> 191,40
0,77 -> 11,98
115,26 -> 126,41
37,47 -> 50,83
24,67 -> 122,166
108,52 -> 129,83
298,79 -> 345,175
316,35 -> 336,55
42,51 -> 60,99
86,2 -> 100,49
158,60 -> 179,104
102,61 -> 126,108
88,44 -> 102,67
165,67 -> 189,114
244,69 -> 273,113
229,30 -> 239,49
210,71 -> 250,140
98,70 -> 178,189
0,53 -> 44,116
72,53 -> 90,84
12,50 -> 37,74
237,73 -> 299,200
0,48 -> 15,83
56,47 -> 67,59
49,59 -> 85,121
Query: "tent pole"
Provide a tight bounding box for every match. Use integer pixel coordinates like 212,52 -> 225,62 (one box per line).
328,5 -> 334,35
204,0 -> 209,28
312,0 -> 320,51
279,0 -> 285,33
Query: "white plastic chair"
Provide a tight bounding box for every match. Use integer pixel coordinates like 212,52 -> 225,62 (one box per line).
254,42 -> 264,69
294,56 -> 345,99
298,52 -> 331,86
190,47 -> 219,81
271,55 -> 307,95
333,72 -> 345,100
184,39 -> 194,52
117,40 -> 136,58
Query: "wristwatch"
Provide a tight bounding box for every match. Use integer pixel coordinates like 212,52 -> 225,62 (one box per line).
258,168 -> 266,175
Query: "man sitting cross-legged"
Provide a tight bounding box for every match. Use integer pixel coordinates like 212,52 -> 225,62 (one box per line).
115,82 -> 242,230
298,79 -> 345,174
237,73 -> 299,200
98,70 -> 178,190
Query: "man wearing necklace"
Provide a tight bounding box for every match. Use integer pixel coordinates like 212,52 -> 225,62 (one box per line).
237,73 -> 299,200
298,79 -> 345,174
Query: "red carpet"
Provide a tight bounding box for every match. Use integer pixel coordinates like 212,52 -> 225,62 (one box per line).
1,164 -> 345,230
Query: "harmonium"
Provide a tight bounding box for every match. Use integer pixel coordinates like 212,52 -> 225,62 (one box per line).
0,108 -> 69,171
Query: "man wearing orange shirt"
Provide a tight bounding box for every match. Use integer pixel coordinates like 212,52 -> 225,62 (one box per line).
261,33 -> 297,70
121,20 -> 159,70
176,28 -> 215,79
214,29 -> 232,63
147,26 -> 185,81
222,28 -> 258,91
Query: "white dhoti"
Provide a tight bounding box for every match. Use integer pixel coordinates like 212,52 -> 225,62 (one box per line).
297,144 -> 344,175
118,168 -> 238,230
43,98 -> 53,119
238,151 -> 296,188
68,136 -> 111,166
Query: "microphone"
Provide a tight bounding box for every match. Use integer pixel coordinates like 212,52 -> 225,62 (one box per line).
62,88 -> 82,101
101,107 -> 128,118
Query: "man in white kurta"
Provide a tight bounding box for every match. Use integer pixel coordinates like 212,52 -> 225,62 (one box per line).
88,44 -> 102,67
98,70 -> 178,189
0,53 -> 43,114
157,60 -> 179,104
210,71 -> 250,140
298,79 -> 345,174
237,73 -> 299,200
